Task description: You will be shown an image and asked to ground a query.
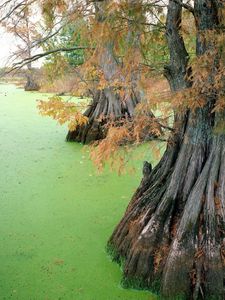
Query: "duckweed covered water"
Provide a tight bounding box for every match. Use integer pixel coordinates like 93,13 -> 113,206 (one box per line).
0,84 -> 157,300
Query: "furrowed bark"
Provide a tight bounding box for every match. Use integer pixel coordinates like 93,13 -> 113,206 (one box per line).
108,1 -> 225,299
67,0 -> 146,144
24,68 -> 39,91
66,88 -> 139,143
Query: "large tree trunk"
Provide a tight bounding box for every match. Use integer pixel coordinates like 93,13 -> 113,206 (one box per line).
107,1 -> 225,299
24,63 -> 39,92
67,0 -> 142,144
24,22 -> 39,92
24,71 -> 39,91
66,87 -> 139,143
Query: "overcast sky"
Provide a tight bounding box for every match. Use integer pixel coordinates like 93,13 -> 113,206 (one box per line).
0,28 -> 42,68
0,29 -> 17,67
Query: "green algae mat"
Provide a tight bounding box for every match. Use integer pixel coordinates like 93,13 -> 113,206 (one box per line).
0,84 -> 157,300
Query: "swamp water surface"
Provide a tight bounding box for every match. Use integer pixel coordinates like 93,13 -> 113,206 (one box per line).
0,84 -> 157,300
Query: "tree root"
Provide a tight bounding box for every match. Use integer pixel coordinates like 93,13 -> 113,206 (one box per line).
108,132 -> 225,299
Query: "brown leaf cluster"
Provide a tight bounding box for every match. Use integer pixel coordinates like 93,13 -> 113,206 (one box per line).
37,96 -> 88,131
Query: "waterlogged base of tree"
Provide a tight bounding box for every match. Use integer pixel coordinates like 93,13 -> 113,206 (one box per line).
66,116 -> 161,145
66,88 -> 140,144
107,247 -> 207,300
66,119 -> 105,144
107,113 -> 225,300
24,79 -> 40,91
106,1 -> 225,299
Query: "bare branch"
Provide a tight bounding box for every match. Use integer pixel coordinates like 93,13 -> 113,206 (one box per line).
0,0 -> 37,23
171,0 -> 195,15
30,24 -> 64,49
5,46 -> 94,73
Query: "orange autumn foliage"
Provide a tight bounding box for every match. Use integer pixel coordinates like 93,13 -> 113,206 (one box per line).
38,96 -> 88,131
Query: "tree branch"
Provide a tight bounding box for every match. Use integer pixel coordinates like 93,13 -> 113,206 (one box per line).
30,25 -> 64,49
171,0 -> 195,15
0,0 -> 37,23
5,46 -> 94,74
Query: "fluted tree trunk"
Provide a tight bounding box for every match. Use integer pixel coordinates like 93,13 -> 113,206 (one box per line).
108,1 -> 225,299
18,3 -> 39,92
66,0 -> 141,144
24,63 -> 39,91
66,40 -> 140,143
66,87 -> 140,143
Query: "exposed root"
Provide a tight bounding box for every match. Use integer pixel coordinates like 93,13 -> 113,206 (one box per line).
107,130 -> 225,299
66,88 -> 140,144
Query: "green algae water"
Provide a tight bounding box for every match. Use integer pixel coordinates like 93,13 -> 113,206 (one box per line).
0,84 -> 157,300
